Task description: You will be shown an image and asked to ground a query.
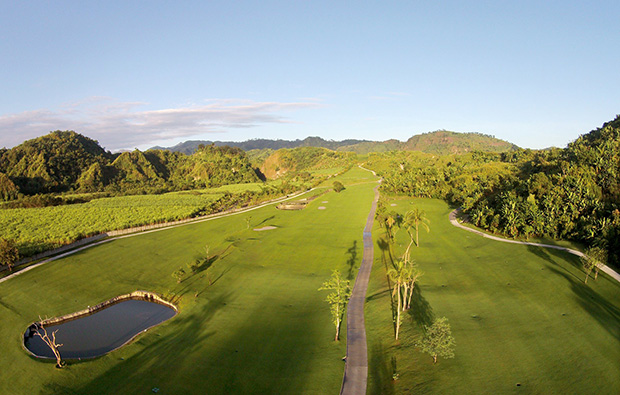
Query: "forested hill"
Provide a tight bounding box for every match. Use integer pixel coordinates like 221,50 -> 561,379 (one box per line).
0,131 -> 261,197
401,130 -> 519,155
153,130 -> 519,155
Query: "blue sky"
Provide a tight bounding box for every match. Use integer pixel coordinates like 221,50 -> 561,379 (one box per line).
1,1 -> 618,151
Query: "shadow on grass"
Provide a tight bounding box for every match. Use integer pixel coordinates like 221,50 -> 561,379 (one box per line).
0,297 -> 20,315
527,244 -> 584,282
368,342 -> 395,395
543,262 -> 620,342
408,286 -> 434,329
255,215 -> 276,227
346,240 -> 358,280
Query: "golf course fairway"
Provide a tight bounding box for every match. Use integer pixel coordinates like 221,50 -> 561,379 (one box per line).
0,167 -> 378,394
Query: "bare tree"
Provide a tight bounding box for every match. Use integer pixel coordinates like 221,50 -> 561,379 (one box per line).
33,320 -> 64,368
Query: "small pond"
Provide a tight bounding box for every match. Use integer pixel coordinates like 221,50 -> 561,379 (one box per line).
24,299 -> 176,359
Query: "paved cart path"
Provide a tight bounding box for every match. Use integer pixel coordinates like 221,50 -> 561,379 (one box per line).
449,210 -> 620,283
340,182 -> 380,395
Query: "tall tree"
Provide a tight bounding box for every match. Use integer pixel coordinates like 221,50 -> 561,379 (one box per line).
387,260 -> 408,340
404,208 -> 430,248
418,317 -> 456,364
319,270 -> 352,341
0,238 -> 19,272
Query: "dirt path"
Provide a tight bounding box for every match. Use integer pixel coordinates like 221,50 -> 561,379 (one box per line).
449,210 -> 620,283
340,181 -> 380,395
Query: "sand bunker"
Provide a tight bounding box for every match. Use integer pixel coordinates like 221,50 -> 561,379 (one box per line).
390,203 -> 397,206
322,201 -> 329,203
318,206 -> 327,210
253,226 -> 277,231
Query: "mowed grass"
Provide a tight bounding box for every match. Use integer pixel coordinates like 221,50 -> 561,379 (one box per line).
366,197 -> 620,394
0,167 -> 379,394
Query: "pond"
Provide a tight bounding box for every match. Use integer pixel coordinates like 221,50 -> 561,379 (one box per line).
24,299 -> 176,359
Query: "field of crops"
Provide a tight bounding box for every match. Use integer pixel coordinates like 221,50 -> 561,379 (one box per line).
0,192 -> 227,256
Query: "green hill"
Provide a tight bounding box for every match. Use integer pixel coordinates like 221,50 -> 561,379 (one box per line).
0,131 -> 111,194
0,132 -> 262,198
402,130 -> 518,154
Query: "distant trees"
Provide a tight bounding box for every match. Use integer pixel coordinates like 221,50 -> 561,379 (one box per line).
319,269 -> 352,341
0,172 -> 19,201
0,238 -> 19,272
417,317 -> 456,364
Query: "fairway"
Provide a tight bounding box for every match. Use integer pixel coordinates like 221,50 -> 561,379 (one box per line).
0,167 -> 379,394
366,197 -> 620,394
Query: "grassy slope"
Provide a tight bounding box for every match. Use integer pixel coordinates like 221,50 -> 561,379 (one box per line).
366,197 -> 620,394
0,167 -> 378,394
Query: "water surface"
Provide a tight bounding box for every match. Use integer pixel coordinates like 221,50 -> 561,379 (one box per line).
24,299 -> 175,359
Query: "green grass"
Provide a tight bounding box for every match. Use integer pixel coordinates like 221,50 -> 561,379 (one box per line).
0,167 -> 380,394
366,197 -> 620,394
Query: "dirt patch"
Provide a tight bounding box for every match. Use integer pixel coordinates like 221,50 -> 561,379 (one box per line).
318,206 -> 327,210
253,226 -> 277,231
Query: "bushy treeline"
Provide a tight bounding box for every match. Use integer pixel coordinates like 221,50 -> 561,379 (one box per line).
0,131 -> 262,198
373,116 -> 620,267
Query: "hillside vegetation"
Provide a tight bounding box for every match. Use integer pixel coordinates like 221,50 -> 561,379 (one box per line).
0,132 -> 262,197
259,147 -> 355,179
372,116 -> 620,268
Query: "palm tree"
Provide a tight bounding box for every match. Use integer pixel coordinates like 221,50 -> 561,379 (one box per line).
387,260 -> 408,340
404,208 -> 430,249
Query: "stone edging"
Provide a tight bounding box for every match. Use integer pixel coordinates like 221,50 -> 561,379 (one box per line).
35,291 -> 177,327
23,291 -> 177,360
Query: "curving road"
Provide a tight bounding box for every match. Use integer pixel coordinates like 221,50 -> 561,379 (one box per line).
449,209 -> 620,283
340,182 -> 380,395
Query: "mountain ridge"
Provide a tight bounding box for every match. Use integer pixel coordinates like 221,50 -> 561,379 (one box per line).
151,130 -> 519,155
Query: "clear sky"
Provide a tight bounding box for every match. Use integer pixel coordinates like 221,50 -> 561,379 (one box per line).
1,1 -> 618,151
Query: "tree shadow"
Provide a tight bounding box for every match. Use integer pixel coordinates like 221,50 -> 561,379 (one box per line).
46,291 -> 234,394
0,297 -> 20,315
407,286 -> 435,329
366,288 -> 390,302
368,342 -> 395,395
544,262 -> 620,340
527,245 -> 584,282
255,215 -> 276,227
346,240 -> 358,280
